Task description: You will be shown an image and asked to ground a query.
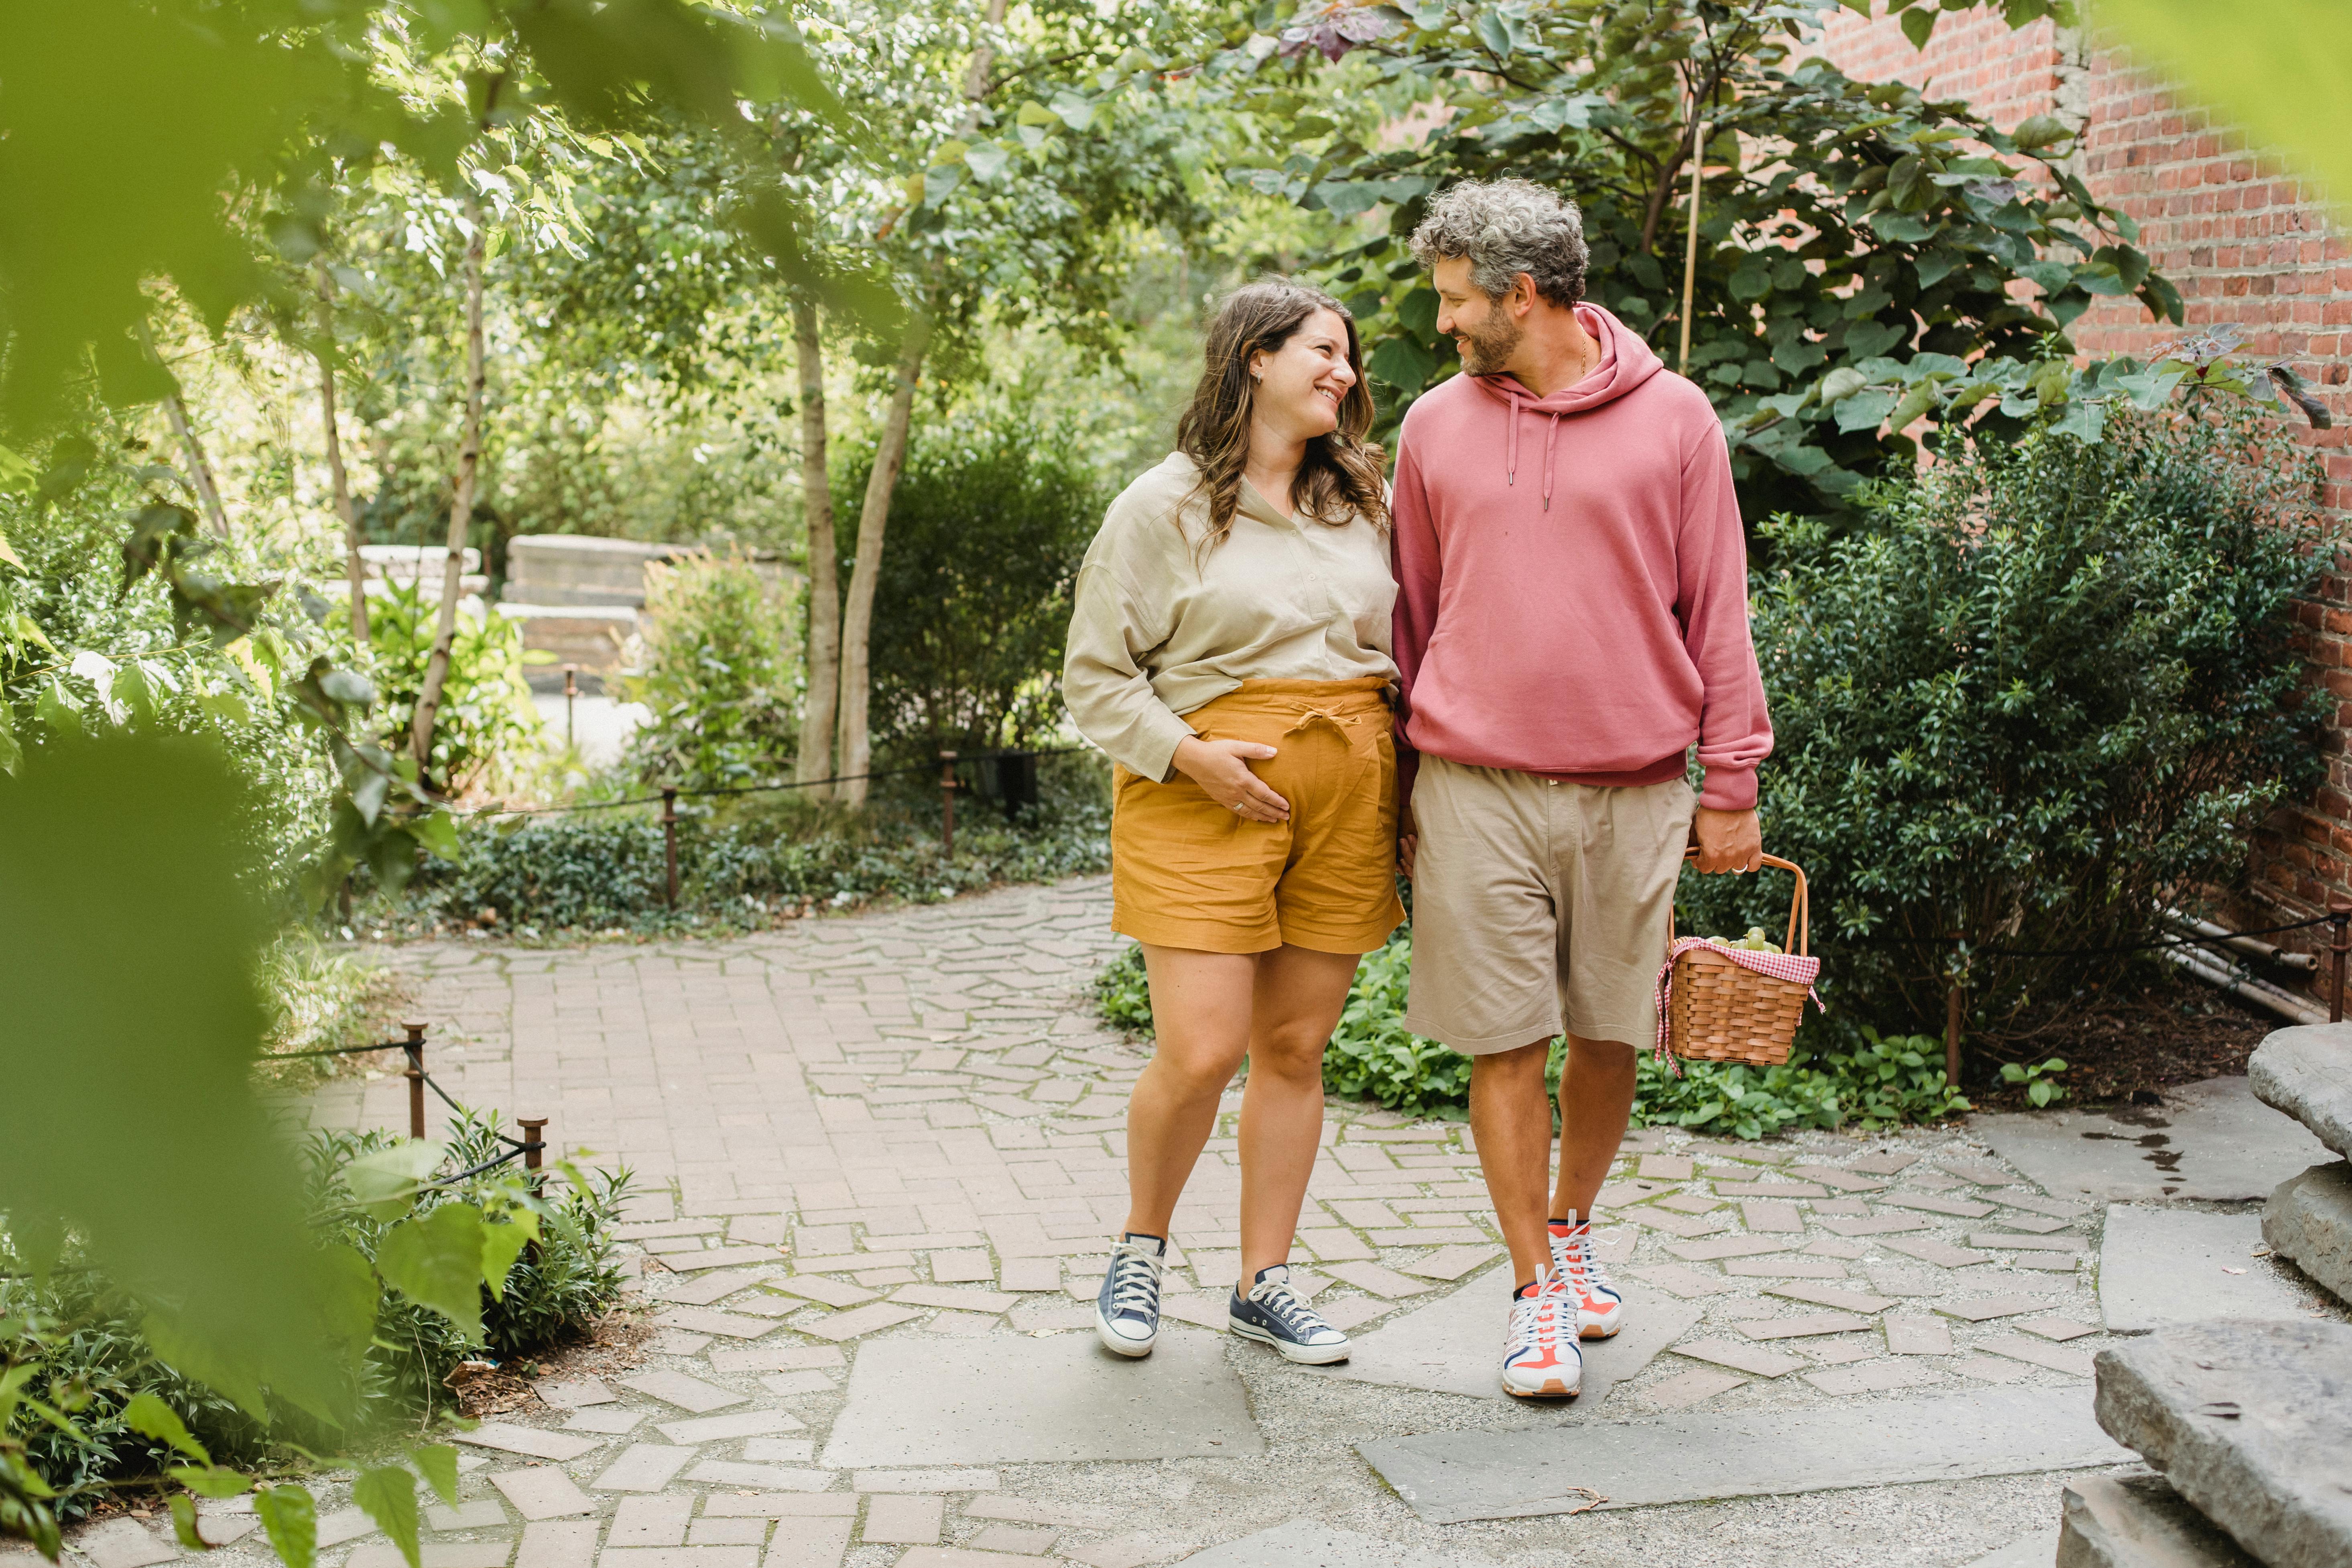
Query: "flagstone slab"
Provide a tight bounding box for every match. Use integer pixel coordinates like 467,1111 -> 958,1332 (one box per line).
819,1329 -> 1262,1467
1297,1265 -> 1699,1403
618,1371 -> 745,1413
1392,1245 -> 1500,1281
2100,1206 -> 2307,1332
1977,1076 -> 2332,1202
1171,1520 -> 1497,1567
1358,1385 -> 2130,1523
489,1468 -> 595,1521
455,1424 -> 603,1462
1668,1338 -> 1803,1378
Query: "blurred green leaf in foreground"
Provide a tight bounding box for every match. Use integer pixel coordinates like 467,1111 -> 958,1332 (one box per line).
0,736 -> 372,1423
2102,0 -> 2352,214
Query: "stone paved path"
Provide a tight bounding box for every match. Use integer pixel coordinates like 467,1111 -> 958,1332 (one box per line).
69,877 -> 2350,1568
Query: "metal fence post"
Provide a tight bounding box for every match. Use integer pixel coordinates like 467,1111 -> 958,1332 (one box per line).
662,787 -> 680,910
402,1021 -> 428,1139
562,664 -> 578,749
517,1117 -> 548,1173
2331,899 -> 2350,1023
939,750 -> 958,858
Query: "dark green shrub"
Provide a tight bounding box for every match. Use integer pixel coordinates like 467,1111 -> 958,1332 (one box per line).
405,756 -> 1111,933
1681,406 -> 2329,1043
364,578 -> 546,797
833,410 -> 1100,760
621,551 -> 799,791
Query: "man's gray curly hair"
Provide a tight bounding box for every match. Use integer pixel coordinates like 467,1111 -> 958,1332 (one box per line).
1408,178 -> 1588,308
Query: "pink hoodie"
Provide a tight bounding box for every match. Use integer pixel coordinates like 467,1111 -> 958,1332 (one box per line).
1391,303 -> 1772,811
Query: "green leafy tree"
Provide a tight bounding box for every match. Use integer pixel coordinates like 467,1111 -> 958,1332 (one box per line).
621,553 -> 802,791
1213,0 -> 2187,514
836,412 -> 1101,760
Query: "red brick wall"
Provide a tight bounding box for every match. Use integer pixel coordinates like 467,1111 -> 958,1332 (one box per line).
1818,6 -> 2352,993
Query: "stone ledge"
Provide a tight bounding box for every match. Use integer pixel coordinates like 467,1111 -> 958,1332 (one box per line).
2093,1321 -> 2352,1568
2263,1161 -> 2352,1307
2249,1024 -> 2352,1158
2058,1471 -> 2260,1568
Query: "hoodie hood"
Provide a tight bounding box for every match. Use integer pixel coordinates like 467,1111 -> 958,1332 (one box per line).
1469,304 -> 1666,509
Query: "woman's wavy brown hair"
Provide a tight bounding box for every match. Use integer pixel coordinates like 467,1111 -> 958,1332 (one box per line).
1174,279 -> 1388,547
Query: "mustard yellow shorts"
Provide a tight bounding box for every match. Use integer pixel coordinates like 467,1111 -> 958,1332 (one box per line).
1110,677 -> 1404,956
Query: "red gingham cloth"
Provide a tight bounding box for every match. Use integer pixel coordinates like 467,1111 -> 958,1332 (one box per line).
1652,938 -> 1824,1070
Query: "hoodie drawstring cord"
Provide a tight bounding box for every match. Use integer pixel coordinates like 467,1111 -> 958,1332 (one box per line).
1505,394 -> 1519,486
1543,413 -> 1560,512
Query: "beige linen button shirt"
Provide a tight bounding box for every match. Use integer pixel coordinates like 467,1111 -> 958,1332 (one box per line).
1063,451 -> 1399,782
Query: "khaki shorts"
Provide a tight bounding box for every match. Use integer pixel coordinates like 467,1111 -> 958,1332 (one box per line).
1110,677 -> 1404,956
1403,757 -> 1695,1053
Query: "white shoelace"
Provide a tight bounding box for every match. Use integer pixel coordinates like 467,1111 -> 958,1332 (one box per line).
1558,1227 -> 1618,1298
1106,1239 -> 1161,1318
1505,1280 -> 1572,1358
1247,1275 -> 1333,1340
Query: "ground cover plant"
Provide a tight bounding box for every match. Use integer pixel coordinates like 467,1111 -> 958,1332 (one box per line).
1092,937 -> 1969,1138
391,755 -> 1111,938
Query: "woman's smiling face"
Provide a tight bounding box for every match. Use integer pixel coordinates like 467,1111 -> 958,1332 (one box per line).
1249,308 -> 1357,442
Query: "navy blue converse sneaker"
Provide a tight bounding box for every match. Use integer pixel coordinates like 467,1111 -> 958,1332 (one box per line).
1227,1264 -> 1351,1364
1095,1233 -> 1165,1357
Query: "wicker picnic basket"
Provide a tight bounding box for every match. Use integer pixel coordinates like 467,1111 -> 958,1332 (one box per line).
1664,851 -> 1815,1067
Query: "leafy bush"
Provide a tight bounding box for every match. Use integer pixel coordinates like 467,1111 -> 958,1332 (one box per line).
834,410 -> 1100,760
1681,406 -> 2328,1043
363,578 -> 546,798
0,1119 -> 627,1521
621,551 -> 799,791
303,1114 -> 630,1411
1092,940 -> 1968,1138
401,757 -> 1111,934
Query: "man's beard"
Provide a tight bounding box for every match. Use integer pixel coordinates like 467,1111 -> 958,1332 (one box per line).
1456,306 -> 1524,377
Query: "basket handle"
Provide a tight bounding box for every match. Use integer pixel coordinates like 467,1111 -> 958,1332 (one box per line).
1675,850 -> 1809,957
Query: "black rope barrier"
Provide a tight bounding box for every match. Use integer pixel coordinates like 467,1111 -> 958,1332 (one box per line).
460,747 -> 1086,821
1843,911 -> 2335,960
258,1037 -> 410,1061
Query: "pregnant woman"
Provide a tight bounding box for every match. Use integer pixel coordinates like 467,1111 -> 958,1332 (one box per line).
1063,279 -> 1403,1367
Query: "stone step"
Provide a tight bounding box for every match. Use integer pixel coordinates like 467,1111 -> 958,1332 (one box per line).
2092,1320 -> 2352,1568
2262,1161 -> 2352,1307
2249,1024 -> 2352,1157
2059,1472 -> 2261,1567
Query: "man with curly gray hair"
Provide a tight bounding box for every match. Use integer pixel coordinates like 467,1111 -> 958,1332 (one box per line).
1389,177 -> 1773,1399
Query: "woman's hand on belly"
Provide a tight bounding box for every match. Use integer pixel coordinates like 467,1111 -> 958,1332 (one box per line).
1173,736 -> 1291,823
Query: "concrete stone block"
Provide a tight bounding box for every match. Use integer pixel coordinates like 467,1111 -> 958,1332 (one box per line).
2057,1471 -> 2261,1567
821,1330 -> 1258,1467
1979,1076 -> 2332,1202
1360,1385 -> 2128,1523
2262,1161 -> 2352,1305
1299,1265 -> 1698,1402
2094,1320 -> 2352,1568
2099,1208 -> 2305,1333
2248,1024 -> 2352,1157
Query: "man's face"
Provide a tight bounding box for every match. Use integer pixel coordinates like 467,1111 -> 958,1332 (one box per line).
1431,256 -> 1523,377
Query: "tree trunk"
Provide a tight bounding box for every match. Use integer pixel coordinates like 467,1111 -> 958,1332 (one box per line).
408,195 -> 490,787
833,309 -> 934,807
791,297 -> 842,797
314,262 -> 369,647
138,323 -> 232,539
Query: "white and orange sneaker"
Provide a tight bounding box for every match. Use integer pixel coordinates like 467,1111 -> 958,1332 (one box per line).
1499,1274 -> 1582,1398
1549,1213 -> 1624,1340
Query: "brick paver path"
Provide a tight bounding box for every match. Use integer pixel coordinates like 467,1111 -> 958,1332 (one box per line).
86,875 -> 2293,1568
